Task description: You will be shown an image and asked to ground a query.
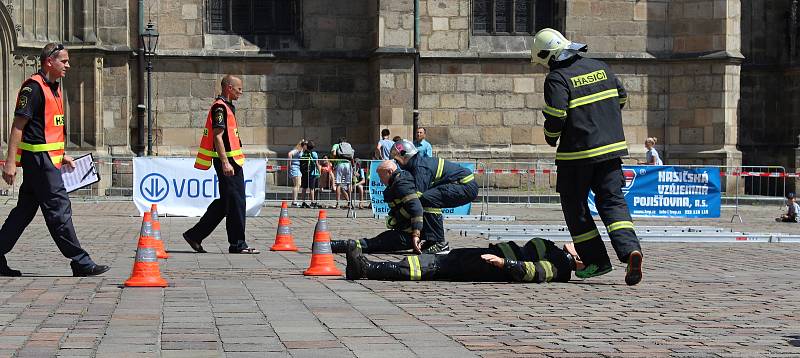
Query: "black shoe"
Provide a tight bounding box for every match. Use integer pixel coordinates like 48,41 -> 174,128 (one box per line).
625,251 -> 643,286
0,256 -> 21,277
330,240 -> 348,254
421,241 -> 450,255
346,240 -> 365,280
301,202 -> 311,208
183,233 -> 207,253
71,264 -> 110,277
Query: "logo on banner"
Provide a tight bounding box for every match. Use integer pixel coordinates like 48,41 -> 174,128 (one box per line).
623,168 -> 637,191
140,173 -> 169,202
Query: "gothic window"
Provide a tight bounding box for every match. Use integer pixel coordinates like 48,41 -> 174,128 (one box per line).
208,0 -> 296,35
473,0 -> 555,35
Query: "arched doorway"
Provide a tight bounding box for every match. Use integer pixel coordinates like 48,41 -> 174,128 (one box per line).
0,4 -> 18,147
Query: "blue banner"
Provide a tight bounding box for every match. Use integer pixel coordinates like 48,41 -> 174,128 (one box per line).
589,165 -> 721,218
370,161 -> 474,217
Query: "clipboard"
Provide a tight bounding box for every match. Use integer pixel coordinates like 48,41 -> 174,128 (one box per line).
61,153 -> 100,193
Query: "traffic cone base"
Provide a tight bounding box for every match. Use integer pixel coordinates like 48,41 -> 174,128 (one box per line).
151,221 -> 170,259
271,201 -> 298,251
304,210 -> 342,276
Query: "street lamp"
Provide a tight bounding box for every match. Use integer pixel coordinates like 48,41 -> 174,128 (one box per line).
140,22 -> 159,156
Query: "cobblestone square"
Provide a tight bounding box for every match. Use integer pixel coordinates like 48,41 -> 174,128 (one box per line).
0,201 -> 798,357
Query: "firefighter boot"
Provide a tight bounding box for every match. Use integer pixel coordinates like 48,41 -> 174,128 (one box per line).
625,251 -> 643,286
331,240 -> 348,254
0,255 -> 21,277
345,240 -> 365,280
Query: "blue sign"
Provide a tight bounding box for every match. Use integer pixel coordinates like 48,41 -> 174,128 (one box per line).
370,161 -> 474,217
140,173 -> 170,202
589,165 -> 721,218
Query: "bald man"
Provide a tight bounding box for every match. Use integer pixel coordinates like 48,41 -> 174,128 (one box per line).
330,160 -> 426,254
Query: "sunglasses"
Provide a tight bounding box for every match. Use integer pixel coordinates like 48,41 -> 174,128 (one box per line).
44,44 -> 65,59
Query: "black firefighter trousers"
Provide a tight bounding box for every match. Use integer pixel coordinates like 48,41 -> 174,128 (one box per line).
556,158 -> 642,265
419,180 -> 479,243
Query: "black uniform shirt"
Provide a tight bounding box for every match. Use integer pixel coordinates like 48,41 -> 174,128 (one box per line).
402,154 -> 472,193
542,56 -> 628,165
14,71 -> 61,145
384,170 -> 424,232
211,96 -> 238,151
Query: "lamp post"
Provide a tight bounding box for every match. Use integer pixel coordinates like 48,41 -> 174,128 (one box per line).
140,22 -> 159,156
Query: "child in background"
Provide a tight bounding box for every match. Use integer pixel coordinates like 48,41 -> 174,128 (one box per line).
641,137 -> 663,165
352,161 -> 367,208
776,192 -> 799,223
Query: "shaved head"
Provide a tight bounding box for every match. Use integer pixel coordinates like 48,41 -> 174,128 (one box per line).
377,160 -> 398,185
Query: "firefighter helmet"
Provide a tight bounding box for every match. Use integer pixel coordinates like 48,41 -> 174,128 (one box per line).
531,28 -> 587,68
390,139 -> 418,160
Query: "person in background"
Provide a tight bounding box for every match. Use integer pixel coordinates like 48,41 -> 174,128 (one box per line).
352,160 -> 367,209
334,158 -> 353,209
641,137 -> 663,165
392,136 -> 402,143
288,139 -> 304,207
776,192 -> 799,223
319,155 -> 335,192
299,140 -> 320,208
414,127 -> 433,158
375,128 -> 394,160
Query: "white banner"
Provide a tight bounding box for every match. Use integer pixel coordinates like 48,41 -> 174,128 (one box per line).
133,157 -> 266,217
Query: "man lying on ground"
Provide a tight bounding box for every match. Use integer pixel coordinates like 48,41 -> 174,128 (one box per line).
346,238 -> 584,283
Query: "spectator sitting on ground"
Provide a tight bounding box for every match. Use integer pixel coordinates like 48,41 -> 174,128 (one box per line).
776,192 -> 799,223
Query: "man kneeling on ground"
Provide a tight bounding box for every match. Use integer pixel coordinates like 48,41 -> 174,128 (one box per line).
346,238 -> 584,283
331,160 -> 427,254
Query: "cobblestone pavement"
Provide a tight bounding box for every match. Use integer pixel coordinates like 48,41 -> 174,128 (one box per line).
0,201 -> 798,357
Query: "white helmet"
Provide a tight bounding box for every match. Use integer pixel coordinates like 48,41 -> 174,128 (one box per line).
389,139 -> 418,160
531,28 -> 587,68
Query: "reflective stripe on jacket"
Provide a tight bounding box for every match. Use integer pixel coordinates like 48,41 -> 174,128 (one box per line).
194,99 -> 245,170
16,74 -> 65,169
542,56 -> 629,166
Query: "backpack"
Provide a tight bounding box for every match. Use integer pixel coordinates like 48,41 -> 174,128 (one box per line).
335,141 -> 355,160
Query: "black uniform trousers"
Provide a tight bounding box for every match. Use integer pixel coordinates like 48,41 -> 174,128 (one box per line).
376,247 -> 511,281
557,158 -> 641,265
0,151 -> 94,268
352,230 -> 415,254
184,158 -> 247,251
419,181 -> 479,243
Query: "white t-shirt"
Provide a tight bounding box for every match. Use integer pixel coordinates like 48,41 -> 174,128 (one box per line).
646,148 -> 663,165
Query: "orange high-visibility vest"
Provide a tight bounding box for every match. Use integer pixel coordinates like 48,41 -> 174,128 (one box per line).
15,74 -> 65,169
194,99 -> 245,170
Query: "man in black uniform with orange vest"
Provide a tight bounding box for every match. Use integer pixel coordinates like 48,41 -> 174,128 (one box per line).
183,75 -> 259,254
0,43 -> 109,277
532,28 -> 642,285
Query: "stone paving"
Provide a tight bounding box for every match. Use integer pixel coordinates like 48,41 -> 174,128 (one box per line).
0,201 -> 798,357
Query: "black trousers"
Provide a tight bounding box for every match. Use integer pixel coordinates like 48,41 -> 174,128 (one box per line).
418,181 -> 479,243
354,230 -> 415,253
557,158 -> 641,265
184,158 -> 247,251
0,151 -> 94,267
386,247 -> 511,281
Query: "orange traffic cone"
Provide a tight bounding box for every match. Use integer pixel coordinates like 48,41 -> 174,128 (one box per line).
271,201 -> 298,251
304,210 -> 342,276
150,204 -> 160,222
151,220 -> 170,259
125,212 -> 168,287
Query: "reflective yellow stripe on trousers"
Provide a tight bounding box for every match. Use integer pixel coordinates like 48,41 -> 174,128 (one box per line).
572,229 -> 599,244
608,221 -> 634,232
407,256 -> 422,280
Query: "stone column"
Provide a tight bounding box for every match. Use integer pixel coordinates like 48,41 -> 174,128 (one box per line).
371,0 -> 415,143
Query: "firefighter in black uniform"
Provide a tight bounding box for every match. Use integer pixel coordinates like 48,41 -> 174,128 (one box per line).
346,237 -> 580,283
331,160 -> 425,254
0,43 -> 109,277
183,75 -> 259,254
390,140 -> 478,254
532,28 -> 643,285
